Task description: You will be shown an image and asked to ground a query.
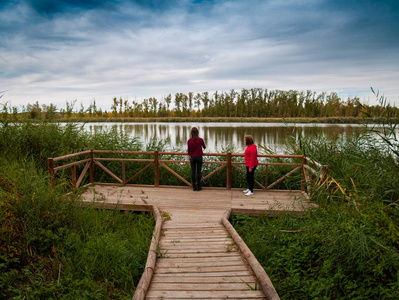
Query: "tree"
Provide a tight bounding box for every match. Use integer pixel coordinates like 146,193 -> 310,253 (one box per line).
27,101 -> 42,119
149,97 -> 158,116
42,103 -> 57,120
165,94 -> 172,114
201,92 -> 209,116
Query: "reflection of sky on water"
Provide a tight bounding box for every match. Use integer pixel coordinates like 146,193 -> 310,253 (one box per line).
81,122 -> 372,154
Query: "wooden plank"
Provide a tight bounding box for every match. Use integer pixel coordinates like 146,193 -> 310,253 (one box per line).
155,248 -> 239,254
156,260 -> 246,268
150,275 -> 257,283
231,208 -> 306,217
159,241 -> 234,247
162,252 -> 243,259
161,237 -> 232,243
53,158 -> 91,171
149,282 -> 261,291
153,271 -> 253,277
155,256 -> 244,264
92,150 -> 153,155
159,245 -> 237,252
145,290 -> 265,299
52,150 -> 91,162
154,265 -> 249,274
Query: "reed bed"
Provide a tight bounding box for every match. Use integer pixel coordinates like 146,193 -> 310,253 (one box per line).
232,128 -> 399,299
0,122 -> 154,299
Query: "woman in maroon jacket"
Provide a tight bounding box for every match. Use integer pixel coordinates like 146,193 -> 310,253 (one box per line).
187,127 -> 206,191
243,135 -> 258,196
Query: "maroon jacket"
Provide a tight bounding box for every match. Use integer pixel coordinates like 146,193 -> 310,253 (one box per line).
188,138 -> 206,157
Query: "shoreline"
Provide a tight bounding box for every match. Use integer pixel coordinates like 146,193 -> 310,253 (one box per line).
44,117 -> 399,124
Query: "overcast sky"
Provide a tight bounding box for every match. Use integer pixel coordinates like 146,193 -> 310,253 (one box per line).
1,0 -> 399,111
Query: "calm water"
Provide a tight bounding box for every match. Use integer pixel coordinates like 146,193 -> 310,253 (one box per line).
81,122 -> 368,154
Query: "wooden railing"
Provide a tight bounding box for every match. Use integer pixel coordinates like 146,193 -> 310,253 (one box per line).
48,150 -> 328,193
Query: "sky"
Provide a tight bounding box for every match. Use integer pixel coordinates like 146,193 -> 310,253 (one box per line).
1,0 -> 399,111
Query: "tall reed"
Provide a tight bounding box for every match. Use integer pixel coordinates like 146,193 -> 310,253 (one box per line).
232,129 -> 399,299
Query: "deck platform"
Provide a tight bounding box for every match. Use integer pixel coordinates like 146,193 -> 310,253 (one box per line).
80,185 -> 315,299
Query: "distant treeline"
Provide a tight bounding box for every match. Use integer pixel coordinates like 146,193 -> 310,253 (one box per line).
1,88 -> 398,120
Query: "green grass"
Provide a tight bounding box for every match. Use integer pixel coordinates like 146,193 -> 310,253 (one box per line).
0,122 -> 154,299
2,118 -> 398,298
232,128 -> 399,299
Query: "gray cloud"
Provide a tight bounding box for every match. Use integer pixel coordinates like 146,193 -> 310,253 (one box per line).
1,0 -> 399,109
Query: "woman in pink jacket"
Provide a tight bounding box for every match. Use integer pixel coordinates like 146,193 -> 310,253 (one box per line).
243,135 -> 258,196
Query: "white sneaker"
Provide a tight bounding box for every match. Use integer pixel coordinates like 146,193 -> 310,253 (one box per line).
243,189 -> 250,193
245,191 -> 254,196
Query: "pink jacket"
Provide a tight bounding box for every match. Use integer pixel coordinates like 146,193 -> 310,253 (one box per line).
245,144 -> 258,169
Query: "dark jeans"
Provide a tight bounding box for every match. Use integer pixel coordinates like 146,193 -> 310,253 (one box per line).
246,166 -> 257,192
190,156 -> 203,187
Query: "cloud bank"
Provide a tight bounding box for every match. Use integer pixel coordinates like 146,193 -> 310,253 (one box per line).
1,0 -> 399,109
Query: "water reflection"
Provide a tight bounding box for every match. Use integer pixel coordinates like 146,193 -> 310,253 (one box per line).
82,122 -> 370,154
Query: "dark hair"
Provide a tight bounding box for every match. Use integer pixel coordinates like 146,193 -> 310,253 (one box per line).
245,135 -> 254,146
191,127 -> 199,139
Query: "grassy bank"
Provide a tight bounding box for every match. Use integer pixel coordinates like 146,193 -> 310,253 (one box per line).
232,130 -> 399,299
0,122 -> 154,299
1,120 -> 398,298
32,116 -> 399,124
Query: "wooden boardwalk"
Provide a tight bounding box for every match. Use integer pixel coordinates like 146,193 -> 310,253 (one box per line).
80,185 -> 314,299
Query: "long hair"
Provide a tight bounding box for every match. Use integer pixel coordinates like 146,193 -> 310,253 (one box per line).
191,127 -> 199,139
245,135 -> 254,146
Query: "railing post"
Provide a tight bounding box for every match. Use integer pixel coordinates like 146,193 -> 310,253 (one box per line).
301,156 -> 306,191
226,152 -> 232,190
122,161 -> 126,185
48,158 -> 54,188
71,165 -> 76,189
90,149 -> 94,184
265,164 -> 268,191
154,150 -> 159,187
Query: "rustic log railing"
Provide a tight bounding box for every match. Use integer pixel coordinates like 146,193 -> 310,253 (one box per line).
48,150 -> 328,193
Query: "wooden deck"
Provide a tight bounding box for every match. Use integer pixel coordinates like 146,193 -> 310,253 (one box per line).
80,185 -> 314,299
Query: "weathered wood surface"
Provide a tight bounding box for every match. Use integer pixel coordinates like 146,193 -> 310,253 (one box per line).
80,186 -> 314,299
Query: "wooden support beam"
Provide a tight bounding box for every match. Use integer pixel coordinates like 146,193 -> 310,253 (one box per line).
124,162 -> 154,185
76,161 -> 90,188
200,163 -> 226,183
93,160 -> 123,184
232,164 -> 265,190
267,166 -> 302,190
159,162 -> 191,186
221,217 -> 280,300
133,205 -> 163,300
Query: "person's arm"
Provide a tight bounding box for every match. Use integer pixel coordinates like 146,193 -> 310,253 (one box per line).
187,140 -> 191,157
202,139 -> 206,150
249,145 -> 257,170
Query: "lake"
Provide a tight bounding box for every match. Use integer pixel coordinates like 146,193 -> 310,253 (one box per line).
81,122 -> 371,154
